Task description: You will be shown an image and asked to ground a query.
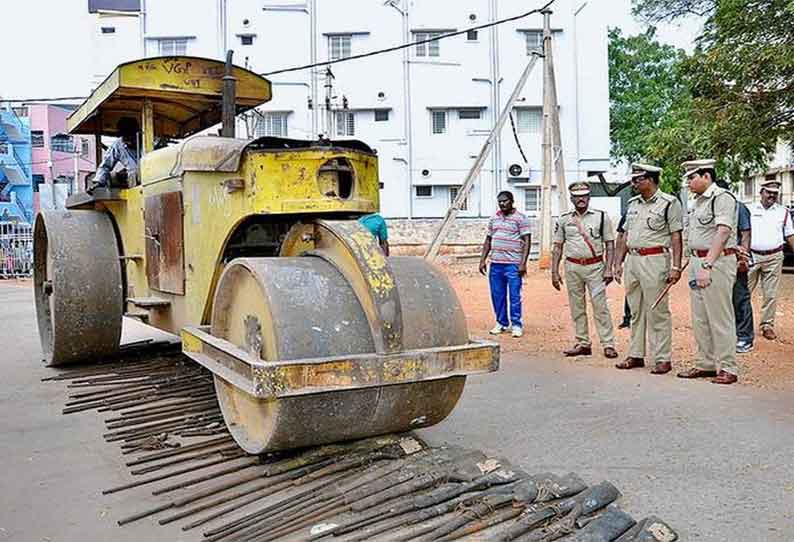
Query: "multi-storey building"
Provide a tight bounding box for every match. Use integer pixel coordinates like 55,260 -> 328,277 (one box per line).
90,0 -> 611,221
0,105 -> 32,223
28,104 -> 96,211
737,140 -> 794,207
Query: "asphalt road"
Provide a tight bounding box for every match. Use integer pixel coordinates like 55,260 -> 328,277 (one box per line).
1,281 -> 793,541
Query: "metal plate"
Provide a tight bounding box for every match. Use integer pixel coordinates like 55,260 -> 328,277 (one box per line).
144,191 -> 185,295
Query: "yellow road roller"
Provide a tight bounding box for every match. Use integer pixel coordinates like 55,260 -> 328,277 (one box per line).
34,54 -> 498,454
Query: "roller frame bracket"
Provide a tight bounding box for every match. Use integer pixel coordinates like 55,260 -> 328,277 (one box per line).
181,325 -> 499,399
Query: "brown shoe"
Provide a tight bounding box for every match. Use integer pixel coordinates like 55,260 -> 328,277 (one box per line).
762,327 -> 777,340
650,362 -> 672,375
677,367 -> 718,379
615,357 -> 644,370
711,370 -> 738,385
603,347 -> 618,359
564,344 -> 592,357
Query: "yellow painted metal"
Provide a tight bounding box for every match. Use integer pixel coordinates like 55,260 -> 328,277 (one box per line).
67,56 -> 272,138
95,136 -> 378,334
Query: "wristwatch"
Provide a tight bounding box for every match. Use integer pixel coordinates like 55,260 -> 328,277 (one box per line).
671,266 -> 681,272
700,261 -> 713,270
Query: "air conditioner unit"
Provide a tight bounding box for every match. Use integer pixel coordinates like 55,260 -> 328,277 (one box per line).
508,163 -> 525,178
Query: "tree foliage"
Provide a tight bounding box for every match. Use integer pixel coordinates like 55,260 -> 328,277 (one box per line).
608,28 -> 705,191
633,0 -> 794,179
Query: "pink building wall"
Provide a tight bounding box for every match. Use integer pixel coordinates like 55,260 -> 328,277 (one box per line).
29,104 -> 96,211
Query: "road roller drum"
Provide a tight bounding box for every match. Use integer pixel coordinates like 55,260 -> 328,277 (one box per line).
33,210 -> 123,366
182,220 -> 498,454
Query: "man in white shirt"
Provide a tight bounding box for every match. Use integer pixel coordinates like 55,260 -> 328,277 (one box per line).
748,179 -> 794,340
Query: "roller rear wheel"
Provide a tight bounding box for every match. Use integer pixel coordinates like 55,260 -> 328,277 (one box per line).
34,210 -> 123,366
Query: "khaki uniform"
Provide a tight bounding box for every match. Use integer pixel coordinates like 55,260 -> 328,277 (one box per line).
623,190 -> 684,364
554,209 -> 616,348
687,183 -> 738,375
747,251 -> 784,328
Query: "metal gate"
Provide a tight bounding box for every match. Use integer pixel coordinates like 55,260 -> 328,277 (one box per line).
0,222 -> 33,278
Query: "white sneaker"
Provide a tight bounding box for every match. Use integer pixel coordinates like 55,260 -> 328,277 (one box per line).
489,324 -> 506,335
511,326 -> 523,338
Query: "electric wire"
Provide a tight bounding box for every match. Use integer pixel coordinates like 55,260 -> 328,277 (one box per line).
0,0 -> 558,104
262,0 -> 556,76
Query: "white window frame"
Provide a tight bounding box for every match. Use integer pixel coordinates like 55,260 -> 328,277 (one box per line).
415,185 -> 434,198
431,110 -> 447,134
50,134 -> 74,153
31,131 -> 44,148
449,186 -> 468,210
458,109 -> 482,120
80,138 -> 90,158
525,30 -> 543,55
515,108 -> 542,134
744,179 -> 753,198
335,111 -> 355,137
255,112 -> 289,138
158,38 -> 188,56
524,186 -> 540,213
329,34 -> 352,61
414,32 -> 442,57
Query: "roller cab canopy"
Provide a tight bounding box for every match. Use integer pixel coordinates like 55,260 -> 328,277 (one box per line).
67,56 -> 272,143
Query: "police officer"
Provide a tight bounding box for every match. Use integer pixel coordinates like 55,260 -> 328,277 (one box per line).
613,164 -> 683,374
677,159 -> 739,384
551,182 -> 618,358
747,179 -> 794,340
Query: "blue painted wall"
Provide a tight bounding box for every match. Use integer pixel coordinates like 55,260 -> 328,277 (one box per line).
0,108 -> 33,223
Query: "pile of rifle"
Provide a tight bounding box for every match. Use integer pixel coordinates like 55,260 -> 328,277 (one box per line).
47,355 -> 678,542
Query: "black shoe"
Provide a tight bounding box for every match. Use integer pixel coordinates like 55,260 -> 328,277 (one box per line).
618,318 -> 631,329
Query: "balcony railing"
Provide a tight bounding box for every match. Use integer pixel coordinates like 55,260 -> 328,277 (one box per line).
12,146 -> 29,178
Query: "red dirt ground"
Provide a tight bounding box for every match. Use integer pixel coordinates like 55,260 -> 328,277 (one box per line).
442,262 -> 794,392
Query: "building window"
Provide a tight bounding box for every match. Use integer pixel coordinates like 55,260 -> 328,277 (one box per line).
255,112 -> 288,137
374,110 -> 389,122
431,110 -> 447,134
467,30 -> 478,41
744,179 -> 754,198
11,106 -> 27,118
158,38 -> 188,56
329,34 -> 352,61
458,109 -> 481,120
515,108 -> 542,134
449,186 -> 468,210
32,174 -> 45,193
31,131 -> 44,148
414,32 -> 441,57
51,134 -> 74,153
415,185 -> 433,198
335,111 -> 355,137
81,139 -> 90,158
524,187 -> 540,212
240,35 -> 254,46
765,173 -> 777,181
525,30 -> 543,54
101,26 -> 116,34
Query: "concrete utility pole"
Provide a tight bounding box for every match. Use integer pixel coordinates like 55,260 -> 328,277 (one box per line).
324,67 -> 335,137
538,9 -> 566,269
425,53 -> 542,262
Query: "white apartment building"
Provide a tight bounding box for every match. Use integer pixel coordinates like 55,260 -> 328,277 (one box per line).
737,140 -> 794,207
89,0 -> 611,219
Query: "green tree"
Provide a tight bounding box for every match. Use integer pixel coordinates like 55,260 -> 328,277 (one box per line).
608,27 -> 706,191
634,0 -> 794,176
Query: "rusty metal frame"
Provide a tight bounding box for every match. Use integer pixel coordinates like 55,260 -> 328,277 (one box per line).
181,325 -> 499,399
